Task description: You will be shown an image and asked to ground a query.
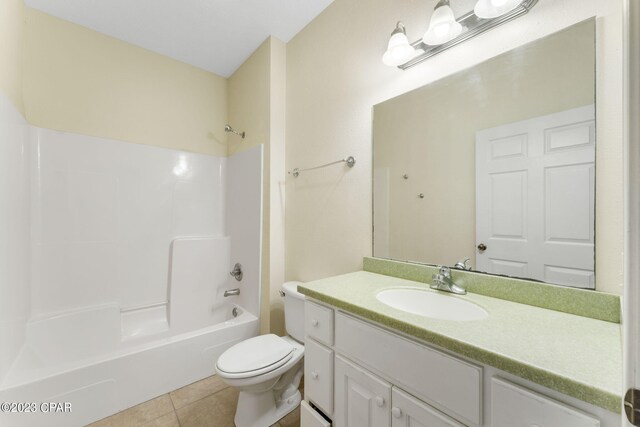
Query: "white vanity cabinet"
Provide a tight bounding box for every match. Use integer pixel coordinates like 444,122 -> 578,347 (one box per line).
303,300 -> 478,426
302,299 -> 612,427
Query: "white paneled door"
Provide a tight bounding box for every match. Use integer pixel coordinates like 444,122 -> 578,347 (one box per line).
476,105 -> 595,288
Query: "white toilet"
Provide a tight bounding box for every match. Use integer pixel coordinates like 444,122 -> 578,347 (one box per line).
215,281 -> 305,427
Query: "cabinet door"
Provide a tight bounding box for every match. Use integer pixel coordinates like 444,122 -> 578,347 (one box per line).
305,338 -> 334,415
391,388 -> 464,427
334,355 -> 391,427
335,312 -> 482,425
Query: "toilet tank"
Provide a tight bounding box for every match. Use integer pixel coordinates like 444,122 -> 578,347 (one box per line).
282,281 -> 305,343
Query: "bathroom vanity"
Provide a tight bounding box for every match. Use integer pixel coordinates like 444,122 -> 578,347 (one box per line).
302,16 -> 626,426
298,266 -> 622,427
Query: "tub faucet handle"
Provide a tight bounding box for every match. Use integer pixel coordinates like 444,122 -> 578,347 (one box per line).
229,263 -> 243,281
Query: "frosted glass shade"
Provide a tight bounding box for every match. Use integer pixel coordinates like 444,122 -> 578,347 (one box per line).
474,0 -> 523,19
422,3 -> 462,46
383,25 -> 416,66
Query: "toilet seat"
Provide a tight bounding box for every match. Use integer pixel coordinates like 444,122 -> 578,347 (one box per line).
216,334 -> 294,379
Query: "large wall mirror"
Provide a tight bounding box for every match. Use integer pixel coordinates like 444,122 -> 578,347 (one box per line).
373,19 -> 596,289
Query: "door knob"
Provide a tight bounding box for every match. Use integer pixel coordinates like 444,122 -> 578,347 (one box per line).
311,372 -> 318,380
477,243 -> 487,252
375,396 -> 385,407
391,407 -> 402,418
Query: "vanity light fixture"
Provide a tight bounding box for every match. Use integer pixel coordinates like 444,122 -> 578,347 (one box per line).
423,0 -> 463,46
382,22 -> 418,66
383,0 -> 538,70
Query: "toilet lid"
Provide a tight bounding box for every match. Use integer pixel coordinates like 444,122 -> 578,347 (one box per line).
216,334 -> 294,376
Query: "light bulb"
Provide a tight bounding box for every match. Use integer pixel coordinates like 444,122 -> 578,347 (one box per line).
422,0 -> 462,46
474,0 -> 523,19
433,22 -> 451,38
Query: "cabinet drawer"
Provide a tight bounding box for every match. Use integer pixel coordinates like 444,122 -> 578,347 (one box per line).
305,338 -> 334,415
301,401 -> 331,427
335,312 -> 482,426
305,301 -> 334,345
491,378 -> 600,427
392,387 -> 464,427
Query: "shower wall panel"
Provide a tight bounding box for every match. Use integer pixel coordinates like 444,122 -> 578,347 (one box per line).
227,146 -> 263,317
0,95 -> 31,382
29,128 -> 227,317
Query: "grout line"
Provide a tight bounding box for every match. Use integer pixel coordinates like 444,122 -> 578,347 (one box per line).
160,394 -> 175,419
177,383 -> 232,410
97,378 -> 234,426
169,392 -> 177,411
173,386 -> 235,427
171,402 -> 182,427
138,409 -> 177,427
169,379 -> 234,417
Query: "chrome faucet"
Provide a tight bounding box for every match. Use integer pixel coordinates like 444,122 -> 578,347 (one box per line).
454,257 -> 471,270
431,266 -> 466,295
224,288 -> 240,297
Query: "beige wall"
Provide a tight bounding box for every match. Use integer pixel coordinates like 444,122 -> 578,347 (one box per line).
268,40 -> 287,336
0,0 -> 25,113
373,21 -> 594,269
23,8 -> 228,156
286,0 -> 624,295
228,37 -> 287,334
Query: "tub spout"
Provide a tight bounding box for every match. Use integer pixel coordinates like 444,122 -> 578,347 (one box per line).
224,288 -> 240,297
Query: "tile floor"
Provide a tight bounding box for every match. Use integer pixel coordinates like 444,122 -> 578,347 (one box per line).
87,375 -> 302,427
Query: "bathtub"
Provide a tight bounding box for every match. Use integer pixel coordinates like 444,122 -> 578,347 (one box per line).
0,126 -> 264,426
0,303 -> 258,427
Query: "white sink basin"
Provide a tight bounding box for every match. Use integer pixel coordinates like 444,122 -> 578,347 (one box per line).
376,288 -> 488,321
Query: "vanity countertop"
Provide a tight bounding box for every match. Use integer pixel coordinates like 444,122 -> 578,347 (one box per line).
298,271 -> 622,413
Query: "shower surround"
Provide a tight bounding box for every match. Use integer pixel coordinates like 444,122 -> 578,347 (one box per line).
0,95 -> 263,426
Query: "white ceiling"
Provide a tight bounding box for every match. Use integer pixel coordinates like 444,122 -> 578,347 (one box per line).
25,0 -> 334,78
